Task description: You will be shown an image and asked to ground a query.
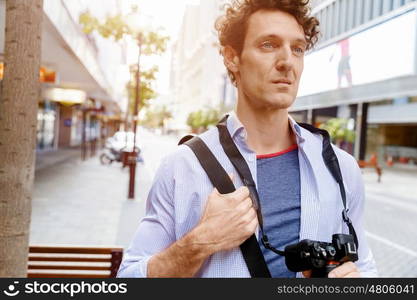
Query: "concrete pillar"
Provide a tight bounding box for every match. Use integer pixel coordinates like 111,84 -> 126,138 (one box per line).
354,102 -> 369,160
58,105 -> 73,148
307,109 -> 314,125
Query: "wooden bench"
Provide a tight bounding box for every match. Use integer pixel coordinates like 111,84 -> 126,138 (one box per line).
28,245 -> 123,278
357,153 -> 382,183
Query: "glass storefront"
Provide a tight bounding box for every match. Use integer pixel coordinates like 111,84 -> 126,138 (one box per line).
366,98 -> 417,167
366,124 -> 417,167
36,101 -> 57,151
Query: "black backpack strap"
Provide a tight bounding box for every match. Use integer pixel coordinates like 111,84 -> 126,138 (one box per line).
180,136 -> 271,278
178,135 -> 195,146
297,123 -> 358,249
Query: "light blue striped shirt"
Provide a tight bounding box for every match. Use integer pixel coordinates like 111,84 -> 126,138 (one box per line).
117,112 -> 378,278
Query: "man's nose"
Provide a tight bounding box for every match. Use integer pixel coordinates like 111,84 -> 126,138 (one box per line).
275,46 -> 293,72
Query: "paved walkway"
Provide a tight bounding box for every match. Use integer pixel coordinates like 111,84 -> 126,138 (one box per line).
30,129 -> 179,249
361,167 -> 417,277
31,158 -> 146,248
35,147 -> 81,172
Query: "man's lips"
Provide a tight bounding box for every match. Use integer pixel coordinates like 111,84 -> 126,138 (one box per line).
272,79 -> 293,85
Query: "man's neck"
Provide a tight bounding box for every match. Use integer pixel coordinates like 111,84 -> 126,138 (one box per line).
235,104 -> 296,156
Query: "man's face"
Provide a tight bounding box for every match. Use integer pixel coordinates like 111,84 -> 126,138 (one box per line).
233,9 -> 306,110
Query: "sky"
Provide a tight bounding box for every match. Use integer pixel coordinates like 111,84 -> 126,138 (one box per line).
134,0 -> 200,37
126,0 -> 201,96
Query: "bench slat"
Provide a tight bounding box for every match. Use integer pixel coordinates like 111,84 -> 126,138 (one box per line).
28,271 -> 110,278
29,246 -> 122,255
29,256 -> 110,263
28,265 -> 110,271
28,245 -> 123,278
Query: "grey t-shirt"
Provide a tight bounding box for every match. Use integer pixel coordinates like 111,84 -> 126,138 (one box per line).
256,145 -> 301,277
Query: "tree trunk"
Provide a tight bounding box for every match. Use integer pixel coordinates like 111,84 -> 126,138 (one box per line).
0,0 -> 43,277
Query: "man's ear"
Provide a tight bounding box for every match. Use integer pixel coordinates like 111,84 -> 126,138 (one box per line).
223,45 -> 239,73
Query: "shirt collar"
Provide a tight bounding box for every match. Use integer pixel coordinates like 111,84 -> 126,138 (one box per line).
288,114 -> 306,143
226,110 -> 245,139
226,111 -> 306,144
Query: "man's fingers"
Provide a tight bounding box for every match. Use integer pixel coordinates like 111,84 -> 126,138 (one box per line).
342,272 -> 361,278
328,262 -> 359,278
236,195 -> 253,208
246,212 -> 259,233
302,270 -> 312,278
224,186 -> 250,201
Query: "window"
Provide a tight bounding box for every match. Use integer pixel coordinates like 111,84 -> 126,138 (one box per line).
382,0 -> 393,14
325,4 -> 333,40
372,0 -> 383,19
313,0 -> 416,45
332,1 -> 338,37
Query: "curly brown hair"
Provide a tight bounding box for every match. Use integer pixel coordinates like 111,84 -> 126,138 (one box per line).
215,0 -> 320,84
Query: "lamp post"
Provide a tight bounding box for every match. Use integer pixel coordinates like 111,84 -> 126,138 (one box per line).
127,34 -> 142,199
126,8 -> 147,199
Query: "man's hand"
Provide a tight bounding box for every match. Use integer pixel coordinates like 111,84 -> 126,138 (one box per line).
195,184 -> 259,254
302,262 -> 361,278
147,178 -> 258,278
328,262 -> 361,278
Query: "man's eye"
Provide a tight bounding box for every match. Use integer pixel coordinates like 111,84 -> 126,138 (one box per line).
261,41 -> 275,49
293,46 -> 305,55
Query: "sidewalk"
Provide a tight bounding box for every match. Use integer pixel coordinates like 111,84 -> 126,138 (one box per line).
30,129 -> 180,250
362,167 -> 417,203
31,150 -> 152,249
35,147 -> 81,172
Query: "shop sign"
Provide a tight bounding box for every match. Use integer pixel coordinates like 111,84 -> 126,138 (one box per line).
40,67 -> 57,84
64,118 -> 72,127
0,63 -> 57,83
44,88 -> 87,105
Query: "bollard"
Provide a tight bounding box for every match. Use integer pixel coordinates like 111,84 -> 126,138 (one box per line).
127,150 -> 138,199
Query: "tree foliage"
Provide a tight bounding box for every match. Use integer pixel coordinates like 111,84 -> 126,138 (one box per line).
142,105 -> 173,129
186,108 -> 221,133
319,118 -> 356,144
78,7 -> 169,112
126,65 -> 158,114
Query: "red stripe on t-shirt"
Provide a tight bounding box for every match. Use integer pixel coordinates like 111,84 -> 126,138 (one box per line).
256,144 -> 298,159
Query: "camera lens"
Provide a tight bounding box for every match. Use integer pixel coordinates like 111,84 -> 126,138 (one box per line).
327,246 -> 336,257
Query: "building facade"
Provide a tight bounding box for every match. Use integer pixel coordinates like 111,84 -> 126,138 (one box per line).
0,0 -> 129,152
292,0 -> 417,166
170,0 -> 236,128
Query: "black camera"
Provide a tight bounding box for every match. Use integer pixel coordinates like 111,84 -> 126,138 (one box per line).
284,234 -> 358,278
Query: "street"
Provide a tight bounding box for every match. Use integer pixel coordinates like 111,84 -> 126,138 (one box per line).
30,129 -> 417,277
362,168 -> 417,277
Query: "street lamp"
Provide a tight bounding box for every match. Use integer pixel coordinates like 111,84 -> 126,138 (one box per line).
125,7 -> 150,199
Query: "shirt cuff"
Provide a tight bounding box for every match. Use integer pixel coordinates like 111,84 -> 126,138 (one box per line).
117,255 -> 152,278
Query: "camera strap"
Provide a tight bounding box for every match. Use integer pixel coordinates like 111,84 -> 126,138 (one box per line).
296,122 -> 358,248
216,115 -> 358,249
180,135 -> 272,278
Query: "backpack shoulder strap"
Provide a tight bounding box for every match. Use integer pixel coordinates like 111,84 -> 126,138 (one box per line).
180,135 -> 271,278
178,135 -> 195,146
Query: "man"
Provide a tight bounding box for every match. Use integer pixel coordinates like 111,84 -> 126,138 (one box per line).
117,0 -> 377,278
